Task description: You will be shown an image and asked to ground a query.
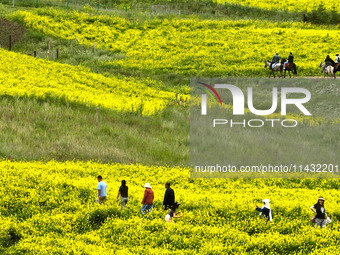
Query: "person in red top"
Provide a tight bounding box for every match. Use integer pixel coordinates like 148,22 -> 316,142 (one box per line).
141,183 -> 154,216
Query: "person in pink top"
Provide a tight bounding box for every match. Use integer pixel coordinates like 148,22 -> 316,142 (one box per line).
141,183 -> 154,216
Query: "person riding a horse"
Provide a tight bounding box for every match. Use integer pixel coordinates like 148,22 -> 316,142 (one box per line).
283,52 -> 294,70
271,53 -> 280,69
323,54 -> 335,72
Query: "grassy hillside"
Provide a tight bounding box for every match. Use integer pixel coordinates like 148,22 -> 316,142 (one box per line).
0,2 -> 339,254
7,8 -> 340,79
0,49 -> 177,115
0,94 -> 189,165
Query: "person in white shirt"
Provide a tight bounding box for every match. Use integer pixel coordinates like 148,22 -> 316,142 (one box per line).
335,53 -> 340,63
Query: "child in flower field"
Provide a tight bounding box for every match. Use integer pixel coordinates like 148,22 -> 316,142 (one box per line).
165,202 -> 183,223
255,199 -> 273,223
310,197 -> 330,228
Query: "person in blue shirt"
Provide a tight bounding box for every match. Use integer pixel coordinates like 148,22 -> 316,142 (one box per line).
271,53 -> 280,69
96,175 -> 107,205
255,198 -> 272,223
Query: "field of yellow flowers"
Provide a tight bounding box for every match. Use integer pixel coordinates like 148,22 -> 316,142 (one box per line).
216,0 -> 339,13
9,8 -> 340,77
1,2 -> 340,254
0,48 -> 176,116
1,160 -> 340,254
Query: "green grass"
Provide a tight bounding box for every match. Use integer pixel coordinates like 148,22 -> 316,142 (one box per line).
0,4 -> 338,167
0,95 -> 189,166
7,27 -> 190,94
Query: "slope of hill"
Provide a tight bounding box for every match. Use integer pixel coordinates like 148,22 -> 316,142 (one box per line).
8,8 -> 340,78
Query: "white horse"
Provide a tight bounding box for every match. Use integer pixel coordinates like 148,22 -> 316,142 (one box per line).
319,62 -> 334,79
265,61 -> 282,78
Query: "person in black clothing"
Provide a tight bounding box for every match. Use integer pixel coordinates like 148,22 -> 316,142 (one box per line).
325,55 -> 335,66
117,180 -> 128,212
323,54 -> 335,72
255,198 -> 272,223
283,52 -> 294,70
163,182 -> 175,210
288,52 -> 294,63
310,197 -> 328,228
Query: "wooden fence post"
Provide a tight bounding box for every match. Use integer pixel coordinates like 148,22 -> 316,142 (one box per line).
96,107 -> 99,127
9,35 -> 12,51
175,92 -> 178,103
56,48 -> 59,59
34,51 -> 37,57
180,95 -> 182,106
94,42 -> 96,52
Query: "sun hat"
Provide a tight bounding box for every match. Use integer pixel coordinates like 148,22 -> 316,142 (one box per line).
318,197 -> 325,201
262,199 -> 270,203
144,183 -> 152,188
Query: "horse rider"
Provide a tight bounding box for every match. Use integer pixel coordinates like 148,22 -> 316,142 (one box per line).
335,53 -> 340,64
323,54 -> 335,72
271,53 -> 280,69
284,52 -> 294,70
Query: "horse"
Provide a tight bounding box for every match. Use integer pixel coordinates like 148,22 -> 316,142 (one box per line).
334,63 -> 340,79
264,61 -> 282,78
281,59 -> 297,78
319,62 -> 334,79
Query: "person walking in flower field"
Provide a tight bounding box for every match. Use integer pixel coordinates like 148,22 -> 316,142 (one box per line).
163,182 -> 175,210
96,175 -> 107,205
117,180 -> 128,212
141,183 -> 154,216
310,197 -> 330,228
255,199 -> 273,223
165,202 -> 183,223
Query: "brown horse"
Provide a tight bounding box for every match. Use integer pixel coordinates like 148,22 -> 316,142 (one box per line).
264,61 -> 282,78
334,63 -> 340,79
281,59 -> 297,78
